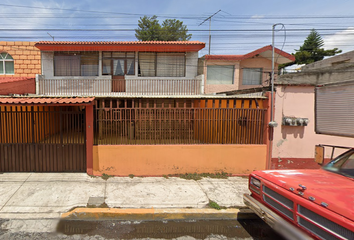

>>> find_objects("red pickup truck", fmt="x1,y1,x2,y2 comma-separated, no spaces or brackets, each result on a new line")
244,148,354,240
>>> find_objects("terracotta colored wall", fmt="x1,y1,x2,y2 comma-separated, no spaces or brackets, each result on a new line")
0,41,41,77
272,85,354,168
204,57,278,94
93,144,267,176
0,78,35,95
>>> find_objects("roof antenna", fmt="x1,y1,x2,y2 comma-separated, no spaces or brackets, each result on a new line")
47,32,54,41
199,9,221,55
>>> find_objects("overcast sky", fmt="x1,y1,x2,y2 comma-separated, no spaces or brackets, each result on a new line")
1,0,354,56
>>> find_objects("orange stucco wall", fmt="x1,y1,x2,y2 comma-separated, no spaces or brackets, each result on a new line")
93,144,267,176
0,41,41,77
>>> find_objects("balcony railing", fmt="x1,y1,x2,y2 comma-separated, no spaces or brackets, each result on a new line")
37,76,202,96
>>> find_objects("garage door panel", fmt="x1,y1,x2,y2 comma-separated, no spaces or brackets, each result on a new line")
0,106,86,172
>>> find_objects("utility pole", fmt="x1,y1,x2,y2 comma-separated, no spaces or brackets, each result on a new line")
268,23,284,170
199,9,221,55
270,23,284,126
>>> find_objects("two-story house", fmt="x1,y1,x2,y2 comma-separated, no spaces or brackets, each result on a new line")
199,45,295,94
1,40,270,176
36,41,205,96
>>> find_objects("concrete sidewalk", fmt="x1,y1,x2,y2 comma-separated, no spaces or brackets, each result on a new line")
0,173,251,220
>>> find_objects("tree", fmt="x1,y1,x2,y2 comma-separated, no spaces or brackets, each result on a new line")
135,15,192,41
135,15,161,41
160,19,192,41
280,29,342,68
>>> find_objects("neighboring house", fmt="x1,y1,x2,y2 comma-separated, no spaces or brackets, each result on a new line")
272,50,354,169
199,45,294,94
0,40,272,176
214,50,354,170
0,41,41,95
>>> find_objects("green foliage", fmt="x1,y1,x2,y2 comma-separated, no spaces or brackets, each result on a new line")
294,29,341,64
135,15,161,41
209,200,223,210
135,15,192,41
128,174,135,178
101,173,113,180
176,172,231,181
279,29,342,69
160,19,192,41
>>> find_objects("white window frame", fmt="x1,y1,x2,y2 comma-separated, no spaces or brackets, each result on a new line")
0,52,14,75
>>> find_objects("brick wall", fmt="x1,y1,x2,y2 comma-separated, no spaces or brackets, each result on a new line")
0,41,41,78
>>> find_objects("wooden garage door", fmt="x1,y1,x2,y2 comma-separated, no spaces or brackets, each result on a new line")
0,105,86,172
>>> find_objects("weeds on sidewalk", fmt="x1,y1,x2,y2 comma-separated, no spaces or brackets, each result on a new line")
101,173,113,180
175,172,231,180
208,200,226,210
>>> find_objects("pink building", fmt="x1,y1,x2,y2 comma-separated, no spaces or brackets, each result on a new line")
272,50,354,169
199,45,294,94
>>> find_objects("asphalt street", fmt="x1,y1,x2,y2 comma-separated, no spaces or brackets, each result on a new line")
0,218,285,240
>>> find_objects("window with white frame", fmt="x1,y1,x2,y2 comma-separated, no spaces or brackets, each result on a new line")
242,68,262,85
54,52,99,76
102,52,135,76
138,52,185,77
206,65,234,84
0,52,14,75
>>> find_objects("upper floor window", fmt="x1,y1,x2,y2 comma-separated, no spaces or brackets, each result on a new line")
242,68,262,85
138,52,185,77
102,52,135,76
54,52,99,76
207,65,234,84
0,52,14,75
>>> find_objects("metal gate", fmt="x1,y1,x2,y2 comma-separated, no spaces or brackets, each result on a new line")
0,105,86,172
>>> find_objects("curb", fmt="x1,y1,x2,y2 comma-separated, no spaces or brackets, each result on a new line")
61,208,257,221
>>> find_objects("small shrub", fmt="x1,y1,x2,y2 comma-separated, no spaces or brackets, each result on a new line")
101,173,113,180
176,172,231,181
209,200,221,210
128,174,135,178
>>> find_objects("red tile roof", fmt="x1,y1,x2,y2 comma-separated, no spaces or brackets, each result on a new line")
0,97,95,105
205,45,295,62
36,41,204,45
204,55,244,61
35,41,206,52
0,77,34,84
243,45,295,61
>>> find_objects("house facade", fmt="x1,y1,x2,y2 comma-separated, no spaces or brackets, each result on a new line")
199,45,295,94
1,40,272,176
36,41,204,96
271,51,354,169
